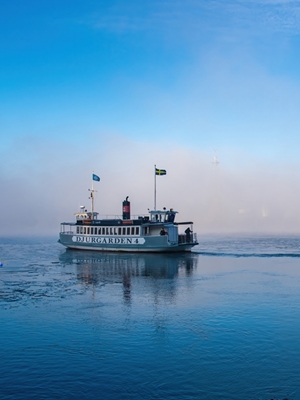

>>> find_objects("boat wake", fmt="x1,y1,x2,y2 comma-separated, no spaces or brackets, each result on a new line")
195,251,300,258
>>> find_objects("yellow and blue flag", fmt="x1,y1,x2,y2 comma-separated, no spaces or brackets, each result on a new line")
155,168,166,176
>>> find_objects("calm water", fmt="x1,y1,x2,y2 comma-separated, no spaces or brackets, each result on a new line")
1,236,300,399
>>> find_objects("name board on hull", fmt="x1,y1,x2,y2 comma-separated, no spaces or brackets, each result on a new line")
72,236,146,245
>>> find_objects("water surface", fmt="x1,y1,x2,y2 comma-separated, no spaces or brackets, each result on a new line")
1,236,300,399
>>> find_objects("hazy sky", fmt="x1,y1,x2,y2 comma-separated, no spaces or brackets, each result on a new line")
1,0,300,235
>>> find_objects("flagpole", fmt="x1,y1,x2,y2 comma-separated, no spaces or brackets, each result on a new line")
89,172,100,219
91,172,94,218
154,164,156,211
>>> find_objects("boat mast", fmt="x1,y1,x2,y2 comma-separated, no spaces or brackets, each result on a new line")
91,177,94,217
154,164,157,211
89,172,98,219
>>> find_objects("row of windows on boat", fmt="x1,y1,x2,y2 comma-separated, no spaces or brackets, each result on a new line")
76,226,141,236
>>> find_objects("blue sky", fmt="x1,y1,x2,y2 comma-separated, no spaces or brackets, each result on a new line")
1,0,300,235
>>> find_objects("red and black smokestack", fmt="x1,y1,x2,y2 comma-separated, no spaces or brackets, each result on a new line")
122,196,130,220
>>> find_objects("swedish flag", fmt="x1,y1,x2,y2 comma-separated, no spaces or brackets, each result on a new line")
155,168,167,176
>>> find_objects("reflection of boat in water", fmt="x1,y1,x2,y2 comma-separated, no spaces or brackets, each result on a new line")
59,250,198,301
59,250,199,328
59,172,198,253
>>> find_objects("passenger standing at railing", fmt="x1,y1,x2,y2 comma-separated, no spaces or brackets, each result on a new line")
185,227,192,243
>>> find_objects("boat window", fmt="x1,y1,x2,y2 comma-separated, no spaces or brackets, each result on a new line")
106,228,109,235
91,228,93,235
84,227,86,234
80,227,83,234
131,227,134,235
136,227,139,235
122,227,126,235
87,228,90,234
114,227,117,235
77,227,79,234
127,227,130,235
110,227,113,235
118,227,121,235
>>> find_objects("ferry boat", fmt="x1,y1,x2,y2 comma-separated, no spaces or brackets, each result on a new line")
58,172,198,253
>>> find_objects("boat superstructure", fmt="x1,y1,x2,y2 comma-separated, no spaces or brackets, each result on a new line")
59,198,198,253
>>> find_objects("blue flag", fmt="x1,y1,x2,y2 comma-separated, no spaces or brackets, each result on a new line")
92,174,100,182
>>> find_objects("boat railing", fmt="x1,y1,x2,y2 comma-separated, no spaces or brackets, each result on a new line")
95,214,148,220
178,233,198,244
193,233,198,244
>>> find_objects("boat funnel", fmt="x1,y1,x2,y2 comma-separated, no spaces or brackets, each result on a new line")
122,196,130,220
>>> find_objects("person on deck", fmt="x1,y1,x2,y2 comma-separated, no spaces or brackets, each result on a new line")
185,227,192,243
